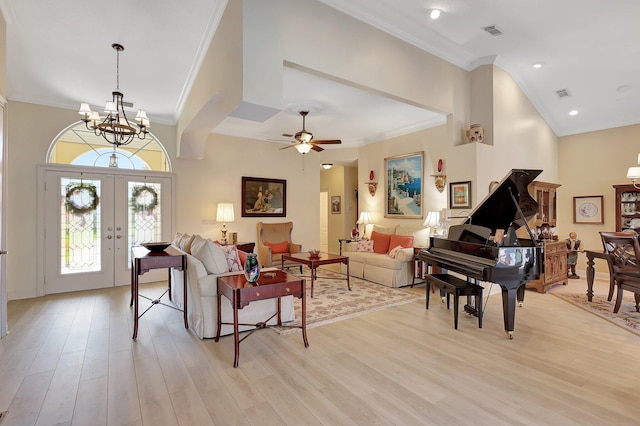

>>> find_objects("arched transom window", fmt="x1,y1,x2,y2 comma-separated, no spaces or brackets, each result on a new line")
47,121,171,171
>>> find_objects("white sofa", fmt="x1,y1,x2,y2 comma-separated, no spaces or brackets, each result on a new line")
168,233,295,339
342,225,430,288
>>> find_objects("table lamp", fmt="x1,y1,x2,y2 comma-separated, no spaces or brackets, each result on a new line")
357,211,372,238
216,202,235,244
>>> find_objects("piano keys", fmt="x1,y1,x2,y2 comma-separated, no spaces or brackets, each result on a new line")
419,169,543,338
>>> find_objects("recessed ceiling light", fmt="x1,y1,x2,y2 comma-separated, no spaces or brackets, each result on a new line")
569,110,579,116
532,63,543,69
427,8,441,20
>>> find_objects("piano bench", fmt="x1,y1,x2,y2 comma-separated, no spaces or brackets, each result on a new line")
426,274,483,330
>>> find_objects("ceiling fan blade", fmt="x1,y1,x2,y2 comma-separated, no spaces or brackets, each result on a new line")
312,139,342,145
311,144,324,152
279,144,298,150
282,133,293,137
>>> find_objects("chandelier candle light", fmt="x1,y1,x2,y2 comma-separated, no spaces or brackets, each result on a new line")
216,202,235,244
78,43,150,148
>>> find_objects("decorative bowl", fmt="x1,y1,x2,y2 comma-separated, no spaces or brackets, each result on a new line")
141,242,171,252
308,249,320,258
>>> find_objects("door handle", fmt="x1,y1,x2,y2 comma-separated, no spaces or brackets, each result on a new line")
106,235,113,239
116,235,122,239
0,250,6,255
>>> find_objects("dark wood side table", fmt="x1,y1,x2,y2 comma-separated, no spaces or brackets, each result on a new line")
585,250,614,302
215,270,308,367
338,238,354,255
130,245,188,339
224,242,255,253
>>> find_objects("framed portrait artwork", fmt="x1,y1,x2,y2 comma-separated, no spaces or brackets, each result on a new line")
449,181,472,209
384,152,424,219
241,176,286,217
573,195,603,224
331,196,341,214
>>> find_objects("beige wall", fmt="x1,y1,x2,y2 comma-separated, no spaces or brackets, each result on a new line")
0,12,5,98
320,166,357,254
558,124,640,258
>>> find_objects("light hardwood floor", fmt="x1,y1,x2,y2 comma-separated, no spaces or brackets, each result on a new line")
1,276,640,425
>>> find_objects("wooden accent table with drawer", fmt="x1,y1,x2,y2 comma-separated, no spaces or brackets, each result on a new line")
215,270,308,368
525,239,568,293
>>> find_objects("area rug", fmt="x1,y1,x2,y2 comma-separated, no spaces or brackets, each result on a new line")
272,270,422,334
551,292,640,336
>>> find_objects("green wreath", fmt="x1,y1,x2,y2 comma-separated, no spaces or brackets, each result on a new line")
65,183,99,215
130,185,158,213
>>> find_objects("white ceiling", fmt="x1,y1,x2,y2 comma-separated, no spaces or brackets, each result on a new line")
2,0,639,150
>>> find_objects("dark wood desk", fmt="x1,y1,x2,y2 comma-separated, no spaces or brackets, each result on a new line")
585,250,614,302
281,252,350,298
215,270,307,368
130,246,187,339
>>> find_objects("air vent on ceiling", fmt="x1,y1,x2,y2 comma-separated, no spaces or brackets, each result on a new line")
556,89,570,98
483,25,503,36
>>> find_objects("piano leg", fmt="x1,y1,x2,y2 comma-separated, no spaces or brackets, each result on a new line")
517,284,525,307
501,286,518,339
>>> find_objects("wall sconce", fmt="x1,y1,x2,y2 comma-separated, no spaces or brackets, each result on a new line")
627,154,640,189
431,159,446,193
216,202,235,244
366,170,378,196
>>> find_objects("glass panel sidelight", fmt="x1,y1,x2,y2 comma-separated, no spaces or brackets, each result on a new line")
128,181,162,262
60,178,102,274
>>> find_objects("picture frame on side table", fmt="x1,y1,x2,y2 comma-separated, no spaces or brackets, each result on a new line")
331,195,341,214
241,176,286,217
449,181,472,209
573,195,604,224
384,151,424,219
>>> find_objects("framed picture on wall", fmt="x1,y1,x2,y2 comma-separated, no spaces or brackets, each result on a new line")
449,181,472,209
331,196,341,214
241,176,286,217
384,151,424,219
573,195,604,224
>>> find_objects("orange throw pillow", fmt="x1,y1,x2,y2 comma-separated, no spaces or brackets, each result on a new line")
388,234,414,253
370,231,391,254
265,241,289,254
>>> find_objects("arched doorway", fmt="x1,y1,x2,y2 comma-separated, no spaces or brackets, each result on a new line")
38,122,174,294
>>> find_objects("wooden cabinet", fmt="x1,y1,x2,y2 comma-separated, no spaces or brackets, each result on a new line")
526,181,567,293
526,240,568,293
613,184,640,232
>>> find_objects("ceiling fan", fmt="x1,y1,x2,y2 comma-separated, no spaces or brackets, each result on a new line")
279,110,342,154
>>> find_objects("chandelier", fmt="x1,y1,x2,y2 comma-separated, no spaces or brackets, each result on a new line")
78,43,149,147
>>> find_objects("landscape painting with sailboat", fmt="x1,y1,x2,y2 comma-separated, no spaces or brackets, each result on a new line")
385,152,424,219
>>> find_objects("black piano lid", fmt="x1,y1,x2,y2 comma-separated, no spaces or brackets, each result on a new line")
463,169,542,233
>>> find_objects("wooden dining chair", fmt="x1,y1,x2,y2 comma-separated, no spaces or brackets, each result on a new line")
599,231,640,313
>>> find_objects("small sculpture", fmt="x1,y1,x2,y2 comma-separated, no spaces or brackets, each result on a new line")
566,232,583,278
465,124,484,143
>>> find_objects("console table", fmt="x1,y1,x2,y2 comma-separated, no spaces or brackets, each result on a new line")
130,246,187,339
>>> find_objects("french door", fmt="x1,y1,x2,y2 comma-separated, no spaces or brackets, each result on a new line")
40,166,174,294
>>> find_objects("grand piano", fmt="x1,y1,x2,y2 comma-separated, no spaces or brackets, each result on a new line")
419,169,543,338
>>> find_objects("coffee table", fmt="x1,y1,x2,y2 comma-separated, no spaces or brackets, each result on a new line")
281,252,350,298
215,270,308,368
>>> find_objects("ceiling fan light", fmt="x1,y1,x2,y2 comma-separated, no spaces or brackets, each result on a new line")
295,143,312,154
322,163,333,169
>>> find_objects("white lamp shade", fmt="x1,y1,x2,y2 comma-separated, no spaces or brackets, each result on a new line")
104,101,117,114
295,143,312,154
627,167,640,179
216,202,235,223
423,211,440,228
78,103,92,115
357,211,371,224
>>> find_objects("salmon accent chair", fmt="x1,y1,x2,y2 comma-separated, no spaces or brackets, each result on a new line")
256,222,302,271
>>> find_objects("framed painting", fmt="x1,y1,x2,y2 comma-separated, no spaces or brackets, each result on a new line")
573,195,603,224
241,176,286,217
384,152,424,219
449,181,472,209
331,195,341,214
